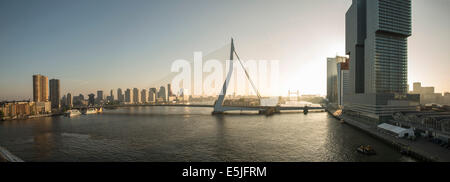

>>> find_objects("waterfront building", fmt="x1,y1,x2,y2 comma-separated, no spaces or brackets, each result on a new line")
125,89,133,104
109,89,114,102
149,88,157,103
337,58,350,107
158,86,166,103
411,82,450,105
49,79,60,110
61,95,66,107
445,93,450,105
327,58,338,104
133,88,140,104
0,101,35,119
73,94,85,106
141,89,148,103
117,88,124,103
179,88,189,102
168,96,176,103
344,0,419,121
96,90,104,104
167,84,173,97
35,101,51,114
326,56,347,106
412,82,435,94
67,93,72,107
88,94,95,106
32,74,48,102
0,101,52,119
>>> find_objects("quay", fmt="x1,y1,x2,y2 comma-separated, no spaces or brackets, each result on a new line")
329,109,450,162
1,113,61,121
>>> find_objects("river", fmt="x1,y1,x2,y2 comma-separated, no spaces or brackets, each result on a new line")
0,106,416,162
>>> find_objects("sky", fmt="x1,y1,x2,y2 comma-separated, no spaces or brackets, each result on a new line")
0,0,449,100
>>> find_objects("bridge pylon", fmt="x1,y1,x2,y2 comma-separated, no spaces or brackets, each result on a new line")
212,38,263,114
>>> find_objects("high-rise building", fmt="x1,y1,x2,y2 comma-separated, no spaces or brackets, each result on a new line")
327,56,348,107
109,89,114,102
96,90,104,104
117,88,124,102
149,88,157,103
141,89,148,103
61,95,66,107
133,88,140,104
339,62,350,107
125,89,133,103
67,93,72,107
167,84,173,97
158,86,166,102
347,0,411,94
73,94,85,106
32,74,49,102
344,0,418,121
88,93,95,106
49,79,60,110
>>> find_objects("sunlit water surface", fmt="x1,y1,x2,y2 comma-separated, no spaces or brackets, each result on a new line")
0,107,415,162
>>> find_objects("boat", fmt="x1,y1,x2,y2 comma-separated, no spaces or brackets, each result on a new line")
83,108,98,115
357,145,376,155
65,109,81,117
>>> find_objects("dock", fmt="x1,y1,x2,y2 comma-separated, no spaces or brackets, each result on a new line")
330,110,450,162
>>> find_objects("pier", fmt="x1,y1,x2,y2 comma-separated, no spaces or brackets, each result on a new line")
329,109,450,162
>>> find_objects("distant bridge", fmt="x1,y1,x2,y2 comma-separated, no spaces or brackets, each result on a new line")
73,38,326,115
74,104,324,110
211,38,325,114
72,104,325,115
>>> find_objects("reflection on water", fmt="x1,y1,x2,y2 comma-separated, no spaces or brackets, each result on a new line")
0,106,415,162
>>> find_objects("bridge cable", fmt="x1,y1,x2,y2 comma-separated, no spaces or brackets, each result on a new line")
233,49,262,100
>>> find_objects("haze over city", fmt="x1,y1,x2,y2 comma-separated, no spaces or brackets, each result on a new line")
0,0,449,101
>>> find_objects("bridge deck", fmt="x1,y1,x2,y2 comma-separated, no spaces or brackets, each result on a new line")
83,104,326,111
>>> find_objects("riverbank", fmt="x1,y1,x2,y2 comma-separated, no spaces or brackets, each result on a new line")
329,109,450,162
1,113,61,121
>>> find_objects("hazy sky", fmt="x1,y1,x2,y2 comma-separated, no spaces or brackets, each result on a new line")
0,0,449,100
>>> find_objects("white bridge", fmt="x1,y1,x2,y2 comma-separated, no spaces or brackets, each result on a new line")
212,38,324,115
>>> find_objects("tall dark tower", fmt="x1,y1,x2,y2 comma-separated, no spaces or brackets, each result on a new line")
345,0,417,121
49,79,60,110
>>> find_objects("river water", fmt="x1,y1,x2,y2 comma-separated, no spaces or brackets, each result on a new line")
0,106,415,162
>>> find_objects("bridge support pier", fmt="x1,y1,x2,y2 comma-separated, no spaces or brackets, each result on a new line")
212,111,224,115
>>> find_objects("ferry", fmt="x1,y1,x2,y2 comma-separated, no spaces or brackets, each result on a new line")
84,108,98,115
65,109,81,117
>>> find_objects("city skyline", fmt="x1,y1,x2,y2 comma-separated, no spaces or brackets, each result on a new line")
2,0,450,166
1,0,449,101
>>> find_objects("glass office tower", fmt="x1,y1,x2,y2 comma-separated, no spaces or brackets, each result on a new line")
344,0,418,121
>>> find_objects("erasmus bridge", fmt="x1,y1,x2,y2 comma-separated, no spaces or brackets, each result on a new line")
210,38,324,115
80,38,325,115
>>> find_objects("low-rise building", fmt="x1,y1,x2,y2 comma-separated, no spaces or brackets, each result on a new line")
1,101,51,120
410,82,450,105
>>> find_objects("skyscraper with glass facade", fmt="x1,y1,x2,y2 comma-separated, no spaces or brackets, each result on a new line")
344,0,419,121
